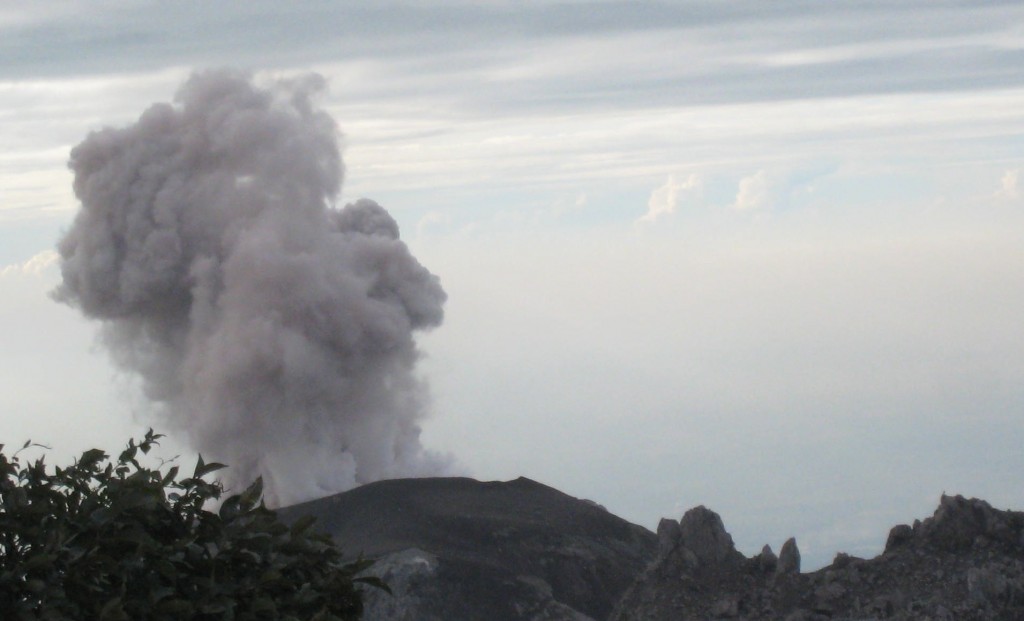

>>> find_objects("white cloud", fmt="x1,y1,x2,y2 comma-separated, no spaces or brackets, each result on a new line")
0,249,57,277
733,170,770,210
637,174,700,224
573,192,587,210
996,169,1020,200
545,192,588,219
415,210,452,239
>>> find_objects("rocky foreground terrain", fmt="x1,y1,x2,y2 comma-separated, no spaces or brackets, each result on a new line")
280,480,1024,621
613,494,1024,620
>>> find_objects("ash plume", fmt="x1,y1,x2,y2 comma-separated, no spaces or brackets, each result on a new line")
54,70,450,506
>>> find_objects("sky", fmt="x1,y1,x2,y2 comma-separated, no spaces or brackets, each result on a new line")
2,1,1023,569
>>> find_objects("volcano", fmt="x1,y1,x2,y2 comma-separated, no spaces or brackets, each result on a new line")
278,476,657,621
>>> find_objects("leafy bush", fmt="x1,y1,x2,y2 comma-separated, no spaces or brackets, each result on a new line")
0,430,385,620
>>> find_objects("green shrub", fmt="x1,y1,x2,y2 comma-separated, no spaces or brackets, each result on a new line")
0,430,385,620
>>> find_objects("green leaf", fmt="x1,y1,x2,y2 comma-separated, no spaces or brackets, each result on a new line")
161,465,180,486
193,455,227,479
118,445,138,465
354,575,392,595
259,568,283,585
90,507,114,525
250,596,277,614
78,448,107,469
219,496,242,521
23,553,55,572
25,579,46,593
155,559,178,580
239,477,263,509
156,599,195,616
289,514,317,537
99,597,129,621
343,558,376,574
148,585,175,603
198,599,231,614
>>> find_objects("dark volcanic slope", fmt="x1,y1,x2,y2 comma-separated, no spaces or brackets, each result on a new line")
278,476,657,621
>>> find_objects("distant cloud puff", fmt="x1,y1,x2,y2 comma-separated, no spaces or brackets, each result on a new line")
637,174,700,224
997,169,1020,201
416,210,452,238
733,170,770,211
0,250,57,277
573,192,587,210
548,192,588,219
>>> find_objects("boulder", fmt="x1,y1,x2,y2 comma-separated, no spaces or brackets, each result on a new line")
756,544,778,573
777,537,801,575
678,505,742,568
885,524,914,552
656,517,681,554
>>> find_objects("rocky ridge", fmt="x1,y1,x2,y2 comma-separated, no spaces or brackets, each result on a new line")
611,494,1024,621
280,480,1024,620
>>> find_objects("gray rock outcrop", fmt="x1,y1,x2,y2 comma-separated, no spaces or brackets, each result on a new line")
756,544,778,573
677,505,745,568
611,494,1024,621
777,537,800,575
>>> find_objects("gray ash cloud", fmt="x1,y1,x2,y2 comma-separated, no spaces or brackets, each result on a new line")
54,69,450,505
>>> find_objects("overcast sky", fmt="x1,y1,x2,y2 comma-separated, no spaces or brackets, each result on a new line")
2,1,1023,569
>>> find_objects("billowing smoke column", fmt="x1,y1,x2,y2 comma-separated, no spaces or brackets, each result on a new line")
54,70,450,506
